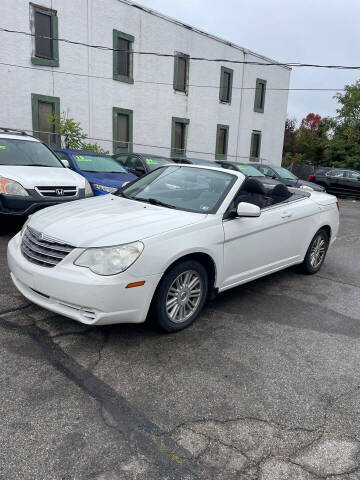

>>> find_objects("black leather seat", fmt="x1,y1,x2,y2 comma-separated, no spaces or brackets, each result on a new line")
236,178,271,209
271,183,292,205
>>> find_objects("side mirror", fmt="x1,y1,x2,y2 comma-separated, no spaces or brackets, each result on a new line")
61,159,70,168
236,202,261,218
135,166,145,175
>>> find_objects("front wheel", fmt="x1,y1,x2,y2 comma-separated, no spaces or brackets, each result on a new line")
152,260,208,332
301,229,329,274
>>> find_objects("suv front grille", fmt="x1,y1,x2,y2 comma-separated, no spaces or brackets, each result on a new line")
35,186,78,197
21,226,74,268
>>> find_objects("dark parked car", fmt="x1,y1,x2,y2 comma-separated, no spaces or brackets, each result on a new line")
113,153,175,177
214,161,282,187
309,168,360,197
252,164,325,192
171,157,218,167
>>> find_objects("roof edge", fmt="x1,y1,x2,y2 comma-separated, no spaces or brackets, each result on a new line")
116,0,291,71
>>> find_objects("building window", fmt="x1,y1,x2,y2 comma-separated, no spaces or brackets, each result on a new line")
254,79,267,113
31,4,59,67
173,53,189,93
113,30,134,83
31,93,60,146
113,107,133,154
215,125,229,160
171,117,190,156
250,131,262,161
219,67,233,103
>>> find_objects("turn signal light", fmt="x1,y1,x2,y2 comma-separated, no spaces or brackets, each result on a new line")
126,281,146,288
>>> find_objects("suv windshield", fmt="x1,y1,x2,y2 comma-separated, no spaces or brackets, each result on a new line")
0,138,62,167
273,167,297,180
73,154,128,173
118,166,235,214
236,165,265,177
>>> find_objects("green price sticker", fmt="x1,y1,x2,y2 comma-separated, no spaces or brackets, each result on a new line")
237,165,245,170
146,158,158,165
75,155,93,162
0,146,7,150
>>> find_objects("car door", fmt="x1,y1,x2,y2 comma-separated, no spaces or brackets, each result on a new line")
342,170,360,195
221,196,320,289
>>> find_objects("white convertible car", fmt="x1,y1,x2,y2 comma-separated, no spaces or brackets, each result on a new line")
8,165,339,332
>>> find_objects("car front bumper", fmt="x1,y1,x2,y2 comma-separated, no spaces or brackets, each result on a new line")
0,190,87,216
7,233,161,326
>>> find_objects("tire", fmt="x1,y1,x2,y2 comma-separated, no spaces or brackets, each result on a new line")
301,229,329,275
152,260,208,333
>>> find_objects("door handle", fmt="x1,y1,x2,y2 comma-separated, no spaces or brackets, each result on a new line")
281,211,293,219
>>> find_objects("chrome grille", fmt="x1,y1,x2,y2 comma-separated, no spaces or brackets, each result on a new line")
35,186,78,197
21,226,74,268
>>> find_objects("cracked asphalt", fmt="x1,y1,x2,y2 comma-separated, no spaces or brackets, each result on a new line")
0,199,359,479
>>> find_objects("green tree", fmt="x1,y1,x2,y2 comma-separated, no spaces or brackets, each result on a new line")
48,112,109,153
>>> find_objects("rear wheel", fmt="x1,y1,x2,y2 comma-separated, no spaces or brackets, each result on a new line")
152,260,208,332
301,229,329,274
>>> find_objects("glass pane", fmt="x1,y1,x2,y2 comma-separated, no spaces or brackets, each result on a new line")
117,37,130,77
38,102,54,144
223,72,231,102
177,57,187,92
117,114,129,151
259,83,265,108
218,128,227,155
73,154,128,173
251,133,261,158
35,11,53,59
0,139,62,167
175,122,185,152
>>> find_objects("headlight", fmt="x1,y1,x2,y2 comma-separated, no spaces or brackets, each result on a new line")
0,177,28,196
84,179,93,196
92,183,118,194
74,241,144,276
300,185,314,191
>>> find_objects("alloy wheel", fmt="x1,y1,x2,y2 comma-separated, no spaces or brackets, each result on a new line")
165,270,203,323
310,235,326,269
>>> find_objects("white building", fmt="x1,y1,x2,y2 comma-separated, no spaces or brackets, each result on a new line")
0,0,291,164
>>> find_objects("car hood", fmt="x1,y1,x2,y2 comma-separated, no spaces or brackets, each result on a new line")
80,171,137,187
295,179,324,191
255,177,281,187
29,194,207,247
0,166,85,188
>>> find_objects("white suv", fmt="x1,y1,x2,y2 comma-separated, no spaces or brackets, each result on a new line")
0,130,92,218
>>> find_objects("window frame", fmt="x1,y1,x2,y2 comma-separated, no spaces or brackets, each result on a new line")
112,107,133,154
250,130,262,162
31,93,60,147
254,78,267,113
31,3,59,67
173,52,189,94
113,29,134,84
215,124,230,160
171,117,190,157
219,67,234,104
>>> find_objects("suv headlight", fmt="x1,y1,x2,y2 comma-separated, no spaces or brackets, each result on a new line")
300,185,314,191
0,177,28,196
84,179,93,197
74,241,144,276
92,183,118,193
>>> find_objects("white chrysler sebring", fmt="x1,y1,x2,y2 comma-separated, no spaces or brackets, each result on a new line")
8,165,339,332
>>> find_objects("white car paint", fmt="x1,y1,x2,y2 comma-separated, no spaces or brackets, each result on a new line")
7,165,339,326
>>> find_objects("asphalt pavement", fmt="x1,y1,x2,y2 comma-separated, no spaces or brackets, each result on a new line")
0,199,360,480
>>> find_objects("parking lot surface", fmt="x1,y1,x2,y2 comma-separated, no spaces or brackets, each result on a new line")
1,199,360,480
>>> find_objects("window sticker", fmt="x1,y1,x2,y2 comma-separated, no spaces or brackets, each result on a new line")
237,165,245,170
0,146,7,150
145,158,158,165
75,155,93,162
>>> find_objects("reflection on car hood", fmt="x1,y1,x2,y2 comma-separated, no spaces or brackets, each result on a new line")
80,171,137,187
296,179,324,191
29,194,207,247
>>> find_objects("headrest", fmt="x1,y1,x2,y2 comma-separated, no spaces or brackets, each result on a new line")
240,178,266,195
272,183,291,198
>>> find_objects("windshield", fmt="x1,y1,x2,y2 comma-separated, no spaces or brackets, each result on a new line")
0,139,63,167
273,167,297,180
73,154,128,173
118,166,236,214
236,165,265,177
144,157,175,171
